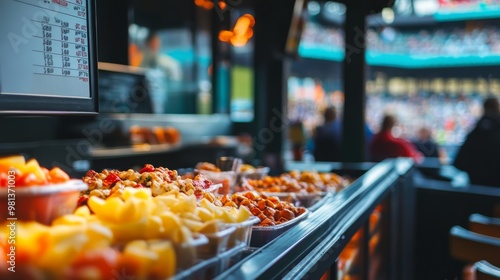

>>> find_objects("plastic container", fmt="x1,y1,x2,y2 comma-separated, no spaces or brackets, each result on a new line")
198,183,223,199
217,242,247,273
177,168,195,179
197,225,236,258
238,166,270,184
174,234,209,270
196,169,236,195
224,216,260,249
0,179,88,225
173,255,219,280
307,192,333,212
261,191,328,208
250,208,309,247
174,243,247,280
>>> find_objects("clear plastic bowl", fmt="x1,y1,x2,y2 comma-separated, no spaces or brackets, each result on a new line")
250,208,309,247
196,183,223,200
173,234,209,270
197,225,236,258
239,167,270,181
261,191,328,209
224,216,260,249
0,179,88,225
196,169,237,195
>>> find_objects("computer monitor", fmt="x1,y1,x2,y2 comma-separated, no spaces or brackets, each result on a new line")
0,0,98,114
98,62,152,114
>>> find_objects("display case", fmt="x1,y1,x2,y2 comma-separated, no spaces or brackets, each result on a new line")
215,158,415,280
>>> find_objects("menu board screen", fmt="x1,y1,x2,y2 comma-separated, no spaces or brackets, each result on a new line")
0,0,97,113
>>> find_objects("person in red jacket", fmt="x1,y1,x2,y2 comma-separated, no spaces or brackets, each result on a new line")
370,114,423,162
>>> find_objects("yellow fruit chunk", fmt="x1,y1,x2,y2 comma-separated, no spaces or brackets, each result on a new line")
49,225,87,244
84,223,113,250
123,187,152,201
105,220,147,243
87,196,106,215
180,212,202,222
236,205,252,222
105,197,125,213
74,206,91,217
151,200,170,216
172,225,193,244
196,207,214,222
198,220,220,234
169,195,196,214
218,207,236,223
181,218,205,232
119,198,147,223
149,241,176,278
9,222,50,263
89,196,124,223
38,225,88,271
0,155,25,170
52,215,87,226
121,240,158,279
158,212,182,240
145,216,164,239
154,195,178,209
23,159,46,182
126,240,148,250
200,198,223,216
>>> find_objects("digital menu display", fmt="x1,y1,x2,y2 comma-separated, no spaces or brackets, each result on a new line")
0,0,97,113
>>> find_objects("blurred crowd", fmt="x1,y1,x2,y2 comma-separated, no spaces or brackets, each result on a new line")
365,94,483,145
288,76,485,146
369,27,500,56
301,22,500,57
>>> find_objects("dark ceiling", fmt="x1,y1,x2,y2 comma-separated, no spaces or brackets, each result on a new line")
130,0,194,30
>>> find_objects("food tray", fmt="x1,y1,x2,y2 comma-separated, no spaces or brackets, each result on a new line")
174,234,209,270
197,225,236,258
237,167,270,184
261,191,328,208
224,216,260,249
0,179,88,225
250,208,309,247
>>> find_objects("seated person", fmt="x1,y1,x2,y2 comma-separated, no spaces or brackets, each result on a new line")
370,114,422,162
412,127,448,164
453,97,500,187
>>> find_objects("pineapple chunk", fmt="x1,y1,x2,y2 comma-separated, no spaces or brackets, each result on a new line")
23,159,47,182
0,155,25,170
148,241,176,278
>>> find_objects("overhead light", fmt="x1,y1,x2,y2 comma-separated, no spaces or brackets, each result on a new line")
414,0,439,16
137,27,149,41
219,14,255,47
307,1,321,16
381,7,395,24
324,2,346,15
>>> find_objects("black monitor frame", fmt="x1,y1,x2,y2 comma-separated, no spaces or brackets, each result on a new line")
0,0,98,115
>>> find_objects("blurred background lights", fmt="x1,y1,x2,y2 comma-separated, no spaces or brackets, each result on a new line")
381,7,395,24
324,1,346,15
307,1,321,16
